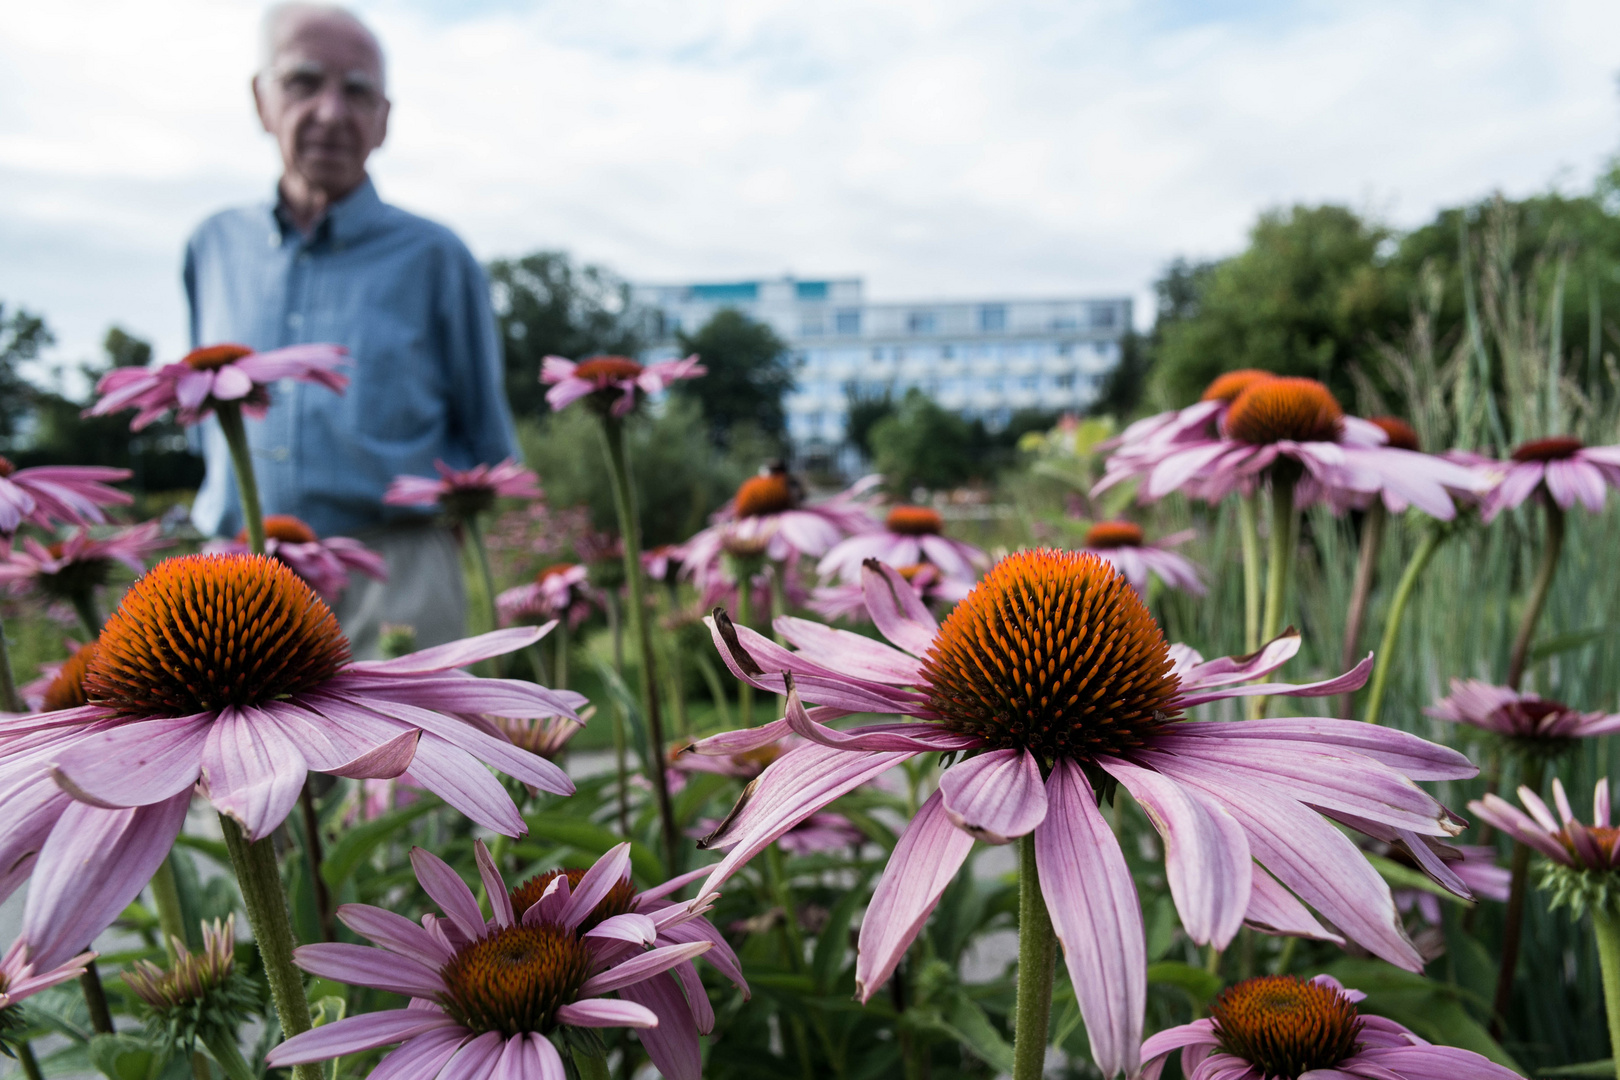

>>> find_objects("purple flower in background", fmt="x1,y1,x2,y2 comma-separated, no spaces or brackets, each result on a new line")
86,343,348,430
0,553,582,970
809,561,970,623
816,504,987,584
688,551,1471,1077
1390,844,1508,926
0,523,168,604
0,937,97,1028
497,563,593,629
1479,435,1620,522
1471,777,1620,872
270,841,739,1080
1077,520,1205,597
684,468,876,583
1426,679,1620,746
541,354,706,417
0,456,131,537
1095,369,1277,496
384,458,542,518
208,514,386,598
1140,974,1518,1080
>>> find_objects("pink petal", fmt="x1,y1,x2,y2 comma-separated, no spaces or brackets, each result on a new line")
475,840,514,927
554,999,658,1028
782,680,978,754
564,843,634,930
266,1009,460,1066
860,561,940,656
210,363,255,401
346,627,547,675
404,732,527,836
438,1031,506,1080
1243,865,1343,943
410,846,487,940
1178,718,1475,781
203,706,307,841
774,615,924,684
1035,759,1144,1079
1173,631,1300,689
336,903,455,968
1100,759,1250,948
620,972,703,1080
51,714,211,808
584,912,659,946
325,729,421,780
362,1027,469,1080
519,1035,567,1080
578,941,712,997
1140,1019,1218,1080
855,789,975,1001
174,370,214,411
293,942,445,998
937,749,1048,843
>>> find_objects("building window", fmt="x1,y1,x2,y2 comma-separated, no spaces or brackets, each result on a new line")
871,346,886,361
800,317,825,337
835,309,862,336
1050,316,1078,331
979,305,1006,332
1056,373,1075,389
796,281,830,301
908,311,937,334
1090,304,1118,329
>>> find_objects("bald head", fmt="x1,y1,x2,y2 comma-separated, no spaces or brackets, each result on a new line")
254,3,390,226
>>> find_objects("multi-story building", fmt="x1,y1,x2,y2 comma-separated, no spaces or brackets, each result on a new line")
634,276,1130,466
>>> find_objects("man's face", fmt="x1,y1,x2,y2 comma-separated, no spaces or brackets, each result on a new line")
254,13,389,198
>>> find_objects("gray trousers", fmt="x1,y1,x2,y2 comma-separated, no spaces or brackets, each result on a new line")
331,521,467,660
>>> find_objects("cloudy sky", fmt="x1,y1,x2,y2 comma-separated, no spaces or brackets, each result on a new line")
3,0,1618,376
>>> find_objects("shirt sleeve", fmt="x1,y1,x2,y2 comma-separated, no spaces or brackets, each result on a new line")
438,239,521,468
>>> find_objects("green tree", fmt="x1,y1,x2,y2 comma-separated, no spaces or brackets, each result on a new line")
487,252,648,418
0,303,53,448
673,309,794,447
869,389,985,493
844,385,895,458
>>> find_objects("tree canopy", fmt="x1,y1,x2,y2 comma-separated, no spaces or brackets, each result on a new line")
672,308,795,448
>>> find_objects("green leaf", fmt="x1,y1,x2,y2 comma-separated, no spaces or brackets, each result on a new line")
1146,961,1222,1004
320,799,439,891
907,992,1015,1074
812,872,871,992
171,834,232,870
88,1034,167,1080
1530,625,1619,664
1542,1060,1617,1077
521,811,665,884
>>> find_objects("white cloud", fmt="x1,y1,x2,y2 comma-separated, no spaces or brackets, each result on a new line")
1,0,1616,373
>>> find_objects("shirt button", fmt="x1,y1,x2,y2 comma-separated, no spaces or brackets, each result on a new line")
287,312,304,329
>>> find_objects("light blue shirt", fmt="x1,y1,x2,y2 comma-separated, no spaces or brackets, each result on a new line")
186,178,519,539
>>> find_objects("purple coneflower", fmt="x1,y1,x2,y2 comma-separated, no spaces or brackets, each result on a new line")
1426,678,1620,750
817,504,987,584
541,353,706,417
209,514,386,598
0,937,97,1029
689,552,1472,1076
685,467,874,575
497,564,593,629
1471,777,1620,874
269,841,739,1080
1389,844,1508,926
1140,974,1517,1080
0,553,583,967
85,343,348,430
1078,520,1205,597
1094,369,1276,496
809,561,969,622
384,457,542,518
1479,435,1620,522
0,523,168,632
0,456,131,537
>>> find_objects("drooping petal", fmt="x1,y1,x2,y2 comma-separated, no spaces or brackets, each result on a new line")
265,1009,461,1066
1176,718,1476,781
1243,865,1343,943
860,560,940,656
584,913,659,946
620,972,703,1080
475,840,514,927
410,846,488,940
937,748,1048,843
336,903,456,968
578,941,713,998
203,706,308,841
405,732,527,836
346,627,548,675
1034,758,1144,1079
554,999,658,1028
855,790,975,1001
775,615,925,684
365,1026,468,1080
51,714,211,808
293,942,446,999
563,843,634,931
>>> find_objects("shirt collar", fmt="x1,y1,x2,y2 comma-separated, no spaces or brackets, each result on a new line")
271,176,384,246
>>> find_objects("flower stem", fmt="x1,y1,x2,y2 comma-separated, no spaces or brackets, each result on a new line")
1251,476,1298,719
734,581,754,729
462,514,499,637
1238,490,1263,653
1591,904,1620,1080
218,814,321,1080
603,589,630,836
554,618,569,690
0,615,24,713
1011,833,1056,1080
70,590,103,639
149,855,188,955
1361,525,1445,727
215,403,265,556
298,783,333,942
16,1041,43,1080
1507,501,1565,690
200,1029,257,1080
1491,755,1545,1038
1337,502,1385,718
598,417,679,871
79,962,114,1034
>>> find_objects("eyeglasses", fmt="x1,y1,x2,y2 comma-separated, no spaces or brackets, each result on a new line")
266,60,385,111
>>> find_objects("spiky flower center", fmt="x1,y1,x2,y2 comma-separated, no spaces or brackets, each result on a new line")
1210,976,1361,1077
123,917,237,1011
264,515,318,544
181,345,253,371
0,456,13,478
573,356,645,382
735,474,797,518
43,642,97,712
509,868,638,934
1513,436,1584,462
1225,378,1344,445
886,506,943,535
918,549,1180,760
85,554,349,718
1084,521,1144,549
439,923,593,1036
1201,369,1274,404
1368,416,1420,452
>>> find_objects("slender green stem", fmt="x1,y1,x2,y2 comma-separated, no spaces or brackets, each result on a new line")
150,855,188,956
0,615,24,713
1337,503,1385,718
1237,491,1263,654
298,783,333,942
1362,526,1445,727
1592,905,1620,1080
1251,476,1298,719
200,1030,257,1080
190,1051,212,1080
70,590,102,639
79,962,114,1034
572,1048,611,1080
215,403,265,555
1011,833,1057,1080
734,581,754,729
218,814,321,1080
462,514,500,638
1491,755,1546,1038
526,641,550,685
603,590,630,836
1507,501,1565,690
554,619,569,690
597,418,679,872
16,1042,43,1080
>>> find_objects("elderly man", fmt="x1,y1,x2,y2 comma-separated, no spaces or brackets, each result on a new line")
186,2,518,657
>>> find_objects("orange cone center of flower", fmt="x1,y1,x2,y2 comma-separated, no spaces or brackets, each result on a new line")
85,553,349,718
573,356,645,382
735,473,798,518
439,922,593,1036
1560,825,1620,865
263,515,318,544
181,344,254,371
509,868,638,934
0,455,14,478
1368,416,1420,452
1201,369,1275,404
1512,436,1584,462
1210,976,1361,1077
1084,521,1144,549
919,549,1180,760
895,563,929,581
1225,378,1344,445
885,506,943,535
43,642,98,712
537,564,579,585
